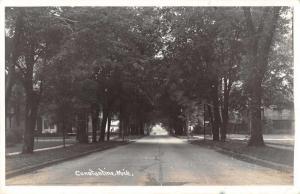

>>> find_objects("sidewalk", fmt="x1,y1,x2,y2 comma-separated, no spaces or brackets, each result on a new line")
227,134,295,146
6,135,119,156
6,136,77,155
6,136,142,179
184,135,294,173
192,134,294,150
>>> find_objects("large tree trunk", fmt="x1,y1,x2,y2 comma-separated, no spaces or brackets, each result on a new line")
174,118,184,136
119,113,124,139
5,65,15,110
99,106,109,142
22,90,39,153
247,79,264,146
243,7,281,146
22,44,39,153
91,103,99,143
185,112,189,136
124,115,129,138
133,117,139,135
139,119,145,135
59,109,66,147
119,104,125,140
211,80,220,141
5,10,24,108
77,110,88,143
221,78,230,142
207,105,216,139
106,112,111,141
119,108,129,140
221,109,228,142
129,124,133,135
62,118,66,148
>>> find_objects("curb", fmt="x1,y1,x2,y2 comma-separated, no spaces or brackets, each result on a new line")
266,142,294,148
184,136,293,173
212,145,293,173
6,141,130,179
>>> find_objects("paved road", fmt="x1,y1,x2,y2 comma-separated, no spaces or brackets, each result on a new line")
6,135,293,185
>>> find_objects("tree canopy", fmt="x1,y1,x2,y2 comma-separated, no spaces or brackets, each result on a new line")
5,7,293,152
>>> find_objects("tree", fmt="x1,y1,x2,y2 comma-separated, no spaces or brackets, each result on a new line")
42,48,77,146
160,7,227,139
5,7,72,153
6,7,292,151
213,8,244,141
242,7,282,146
5,9,24,108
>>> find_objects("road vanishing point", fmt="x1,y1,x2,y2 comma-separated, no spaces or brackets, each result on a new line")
6,134,293,185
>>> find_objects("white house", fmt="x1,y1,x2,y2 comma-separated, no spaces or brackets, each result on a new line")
35,116,58,134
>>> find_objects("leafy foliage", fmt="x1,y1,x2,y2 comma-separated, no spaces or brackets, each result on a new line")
5,7,293,149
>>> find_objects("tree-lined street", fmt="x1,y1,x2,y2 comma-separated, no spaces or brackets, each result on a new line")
5,7,294,186
6,132,293,185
